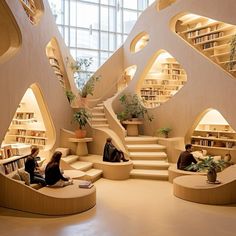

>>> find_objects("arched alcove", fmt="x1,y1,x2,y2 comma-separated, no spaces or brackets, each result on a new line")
189,109,236,158
118,65,137,91
46,38,68,89
173,13,236,79
1,84,56,154
139,50,187,108
130,32,149,53
19,0,44,25
0,0,21,63
157,0,176,11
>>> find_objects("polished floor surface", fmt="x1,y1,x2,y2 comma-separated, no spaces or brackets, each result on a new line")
0,178,236,236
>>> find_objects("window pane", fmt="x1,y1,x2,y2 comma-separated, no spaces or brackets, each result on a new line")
70,1,76,27
138,0,148,10
109,7,115,32
77,29,99,50
58,26,64,38
84,0,99,3
101,6,108,31
101,0,116,5
77,3,99,29
116,34,122,48
123,0,137,10
116,10,122,33
123,10,137,34
70,48,76,60
65,0,69,25
64,26,69,46
148,0,156,5
100,52,109,65
109,33,115,51
100,32,109,51
70,28,76,47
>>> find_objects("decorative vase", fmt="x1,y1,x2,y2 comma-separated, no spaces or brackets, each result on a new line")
75,129,86,139
207,168,217,183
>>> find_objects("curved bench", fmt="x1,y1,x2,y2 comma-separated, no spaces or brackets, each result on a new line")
173,165,236,205
80,155,133,180
0,173,96,215
168,164,206,183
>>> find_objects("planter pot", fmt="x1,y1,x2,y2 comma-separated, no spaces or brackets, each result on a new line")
75,129,87,139
207,168,217,183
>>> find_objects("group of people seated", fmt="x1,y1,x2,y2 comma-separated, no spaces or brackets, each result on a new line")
24,147,73,187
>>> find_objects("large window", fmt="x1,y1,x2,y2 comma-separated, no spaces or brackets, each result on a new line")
49,0,154,71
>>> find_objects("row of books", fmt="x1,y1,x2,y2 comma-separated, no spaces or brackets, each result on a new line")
15,112,34,120
193,32,224,44
187,25,219,38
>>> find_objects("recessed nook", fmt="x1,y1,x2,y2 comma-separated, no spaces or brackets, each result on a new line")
117,65,137,91
1,85,55,154
190,109,236,158
174,13,236,78
139,50,187,108
157,0,176,11
46,38,66,89
130,32,149,53
19,0,44,25
0,0,21,63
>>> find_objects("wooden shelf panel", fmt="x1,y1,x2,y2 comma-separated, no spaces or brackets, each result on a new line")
192,144,236,151
194,129,236,134
7,134,47,140
191,136,236,142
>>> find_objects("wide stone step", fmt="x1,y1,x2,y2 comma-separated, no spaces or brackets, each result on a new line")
129,151,167,160
132,160,170,170
127,144,166,152
130,169,168,180
91,118,108,125
92,107,104,112
84,168,103,182
92,124,109,128
92,112,105,118
71,161,93,171
125,136,159,144
62,155,79,164
97,103,104,107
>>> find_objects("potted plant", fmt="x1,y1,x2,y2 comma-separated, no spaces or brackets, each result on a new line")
71,58,100,99
117,93,153,122
72,108,91,138
156,127,172,138
185,156,228,183
65,89,75,104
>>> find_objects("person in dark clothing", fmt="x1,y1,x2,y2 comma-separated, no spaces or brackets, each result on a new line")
45,151,73,187
103,137,129,162
177,144,197,171
25,147,46,186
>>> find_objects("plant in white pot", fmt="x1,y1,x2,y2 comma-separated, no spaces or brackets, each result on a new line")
72,108,91,138
185,156,228,183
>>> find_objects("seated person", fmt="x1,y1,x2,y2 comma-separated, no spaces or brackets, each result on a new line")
103,137,129,162
45,151,73,187
25,147,46,186
177,144,197,171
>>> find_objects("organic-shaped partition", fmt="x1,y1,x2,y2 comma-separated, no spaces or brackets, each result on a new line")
130,32,149,53
190,109,236,156
139,50,187,108
0,0,21,63
2,84,55,152
19,0,44,25
118,65,137,91
46,38,66,88
157,0,176,11
174,13,236,78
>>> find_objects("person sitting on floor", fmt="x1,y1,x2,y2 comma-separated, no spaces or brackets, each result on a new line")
25,147,46,186
45,151,73,187
103,137,129,162
177,144,197,171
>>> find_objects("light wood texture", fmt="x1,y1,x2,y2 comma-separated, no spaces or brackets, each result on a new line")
122,121,143,136
68,138,93,156
173,165,236,204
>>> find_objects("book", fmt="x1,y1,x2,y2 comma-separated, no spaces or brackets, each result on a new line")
79,180,93,189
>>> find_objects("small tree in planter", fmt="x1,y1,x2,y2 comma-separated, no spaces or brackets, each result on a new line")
117,93,153,122
72,108,91,138
156,127,172,138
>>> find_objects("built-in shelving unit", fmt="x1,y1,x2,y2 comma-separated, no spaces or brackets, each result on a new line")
190,109,236,157
2,88,49,150
176,13,236,77
0,155,27,174
140,52,187,108
46,39,65,88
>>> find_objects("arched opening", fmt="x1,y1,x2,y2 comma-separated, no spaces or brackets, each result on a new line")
130,32,150,53
156,0,176,11
118,65,137,91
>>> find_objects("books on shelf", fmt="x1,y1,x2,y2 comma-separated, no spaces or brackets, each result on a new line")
79,180,94,189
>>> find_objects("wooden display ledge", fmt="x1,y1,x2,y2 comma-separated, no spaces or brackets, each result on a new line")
122,120,143,136
168,164,206,183
0,172,96,215
68,138,93,156
173,165,236,205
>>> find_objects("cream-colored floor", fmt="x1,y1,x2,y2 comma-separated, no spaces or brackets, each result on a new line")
0,179,236,236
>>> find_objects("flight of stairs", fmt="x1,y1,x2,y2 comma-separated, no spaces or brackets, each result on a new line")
62,155,103,182
91,103,109,128
126,136,170,180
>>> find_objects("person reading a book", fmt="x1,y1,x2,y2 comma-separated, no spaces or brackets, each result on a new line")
45,151,73,187
177,144,197,171
25,147,46,186
103,137,129,162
